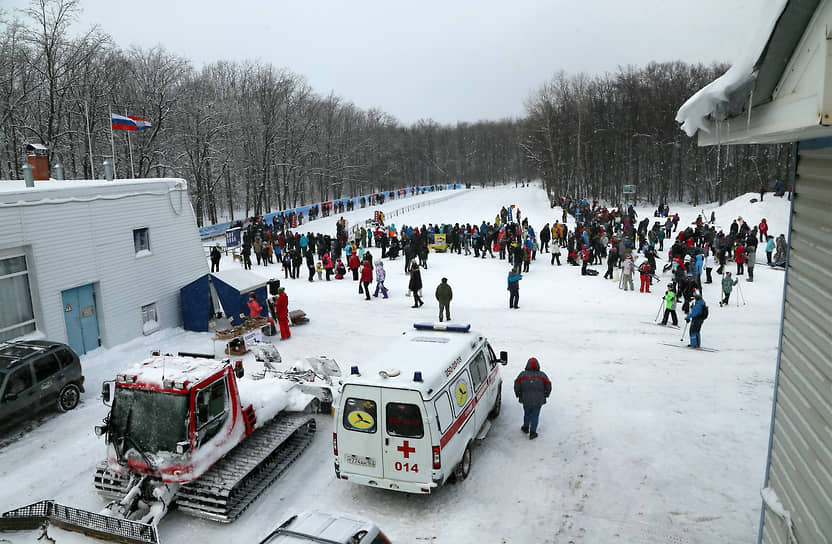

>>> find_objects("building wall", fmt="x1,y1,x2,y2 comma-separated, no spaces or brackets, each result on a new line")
0,179,207,348
761,141,832,543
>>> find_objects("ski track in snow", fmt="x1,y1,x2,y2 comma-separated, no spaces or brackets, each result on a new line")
0,185,788,543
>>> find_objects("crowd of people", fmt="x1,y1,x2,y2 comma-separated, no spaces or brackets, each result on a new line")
210,193,788,349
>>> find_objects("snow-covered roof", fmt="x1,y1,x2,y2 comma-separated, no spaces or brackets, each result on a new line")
676,0,789,137
342,325,486,398
211,269,267,292
119,354,228,388
0,178,187,206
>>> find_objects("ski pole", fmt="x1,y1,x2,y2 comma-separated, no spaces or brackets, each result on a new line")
655,298,664,322
680,320,689,342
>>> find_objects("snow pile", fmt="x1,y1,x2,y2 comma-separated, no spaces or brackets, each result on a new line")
237,375,313,425
761,487,798,543
676,0,788,137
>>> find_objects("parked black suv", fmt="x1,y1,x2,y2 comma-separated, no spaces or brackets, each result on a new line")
0,340,85,424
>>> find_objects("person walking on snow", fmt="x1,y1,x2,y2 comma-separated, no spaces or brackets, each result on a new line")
514,357,552,440
507,268,522,309
685,292,707,348
638,260,652,293
409,261,424,308
435,277,453,321
372,261,389,298
359,260,373,300
720,271,738,306
210,243,222,273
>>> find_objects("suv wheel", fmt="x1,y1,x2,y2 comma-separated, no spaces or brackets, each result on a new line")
58,384,81,412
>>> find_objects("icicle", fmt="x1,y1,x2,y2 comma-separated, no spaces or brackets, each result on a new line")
760,487,799,543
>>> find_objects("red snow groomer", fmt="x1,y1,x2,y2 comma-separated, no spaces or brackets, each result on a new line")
1,353,317,544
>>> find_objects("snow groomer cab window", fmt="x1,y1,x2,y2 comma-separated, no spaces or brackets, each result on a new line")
385,403,424,439
343,398,377,433
196,377,228,444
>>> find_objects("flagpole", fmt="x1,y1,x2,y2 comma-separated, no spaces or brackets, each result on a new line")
84,101,95,179
125,109,135,178
108,104,117,179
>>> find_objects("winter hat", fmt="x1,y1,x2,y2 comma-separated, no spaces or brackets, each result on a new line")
277,287,285,294
527,357,539,370
249,293,257,299
441,277,448,283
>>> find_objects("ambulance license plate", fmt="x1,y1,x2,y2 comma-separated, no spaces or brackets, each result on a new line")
346,455,376,467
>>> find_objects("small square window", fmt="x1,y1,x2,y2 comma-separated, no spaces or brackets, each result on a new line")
133,228,150,254
141,303,159,335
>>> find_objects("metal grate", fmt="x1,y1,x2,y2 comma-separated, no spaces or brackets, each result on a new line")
1,500,159,544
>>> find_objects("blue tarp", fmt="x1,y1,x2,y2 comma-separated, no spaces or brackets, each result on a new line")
180,275,215,332
180,271,267,331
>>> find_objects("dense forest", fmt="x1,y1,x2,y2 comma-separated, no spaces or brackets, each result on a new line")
1,0,792,226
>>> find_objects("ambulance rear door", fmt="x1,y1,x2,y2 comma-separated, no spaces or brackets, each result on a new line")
381,389,432,485
338,385,383,479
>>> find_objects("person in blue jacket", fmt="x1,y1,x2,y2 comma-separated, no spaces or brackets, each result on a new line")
685,292,707,348
507,268,522,309
694,253,704,289
765,235,775,265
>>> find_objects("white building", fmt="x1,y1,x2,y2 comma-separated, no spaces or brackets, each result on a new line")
678,1,832,542
0,178,207,354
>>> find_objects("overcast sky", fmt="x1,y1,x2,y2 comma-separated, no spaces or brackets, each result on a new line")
6,0,772,125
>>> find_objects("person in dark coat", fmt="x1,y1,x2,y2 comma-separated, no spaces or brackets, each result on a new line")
435,277,452,322
513,357,552,440
409,261,423,308
210,243,222,272
507,268,522,309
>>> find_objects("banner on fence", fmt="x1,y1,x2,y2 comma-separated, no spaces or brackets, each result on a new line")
225,227,242,248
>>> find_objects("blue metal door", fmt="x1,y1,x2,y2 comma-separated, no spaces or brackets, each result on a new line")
61,284,99,355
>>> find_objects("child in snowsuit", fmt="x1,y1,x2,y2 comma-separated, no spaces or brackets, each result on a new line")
720,272,738,306
621,255,635,291
373,261,389,298
661,287,678,326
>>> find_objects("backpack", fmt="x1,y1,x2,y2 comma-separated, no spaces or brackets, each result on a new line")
701,304,709,320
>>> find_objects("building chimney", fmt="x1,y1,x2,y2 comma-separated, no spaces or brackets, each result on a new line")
25,143,49,181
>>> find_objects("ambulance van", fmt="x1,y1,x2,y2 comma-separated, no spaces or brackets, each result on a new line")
333,323,507,494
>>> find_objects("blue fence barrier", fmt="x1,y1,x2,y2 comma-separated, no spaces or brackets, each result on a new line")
198,184,462,239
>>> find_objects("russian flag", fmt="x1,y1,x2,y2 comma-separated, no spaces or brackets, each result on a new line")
129,116,152,131
111,113,137,131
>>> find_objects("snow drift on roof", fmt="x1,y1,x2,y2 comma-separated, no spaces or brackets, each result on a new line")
676,0,788,138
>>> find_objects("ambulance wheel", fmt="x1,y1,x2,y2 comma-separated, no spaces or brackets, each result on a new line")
454,444,472,482
488,390,501,420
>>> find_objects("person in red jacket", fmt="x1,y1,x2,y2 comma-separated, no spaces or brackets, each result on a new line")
758,218,768,243
638,261,652,293
247,293,263,317
322,252,334,281
734,243,746,276
348,253,360,282
359,260,373,300
275,287,290,339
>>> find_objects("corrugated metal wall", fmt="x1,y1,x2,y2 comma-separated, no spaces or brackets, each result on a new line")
761,145,832,543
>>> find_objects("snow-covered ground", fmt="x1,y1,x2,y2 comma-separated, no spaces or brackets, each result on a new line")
0,185,790,543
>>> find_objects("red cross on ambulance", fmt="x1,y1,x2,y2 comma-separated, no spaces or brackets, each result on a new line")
396,440,415,459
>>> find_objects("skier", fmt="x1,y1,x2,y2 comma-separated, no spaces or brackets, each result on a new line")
513,357,552,440
661,285,679,326
435,277,453,322
685,292,707,348
720,272,738,306
507,268,522,309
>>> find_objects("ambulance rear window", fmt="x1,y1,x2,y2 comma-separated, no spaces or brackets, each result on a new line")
386,403,424,438
343,398,378,434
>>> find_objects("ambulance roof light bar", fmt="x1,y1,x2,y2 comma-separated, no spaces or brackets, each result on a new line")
412,323,471,333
